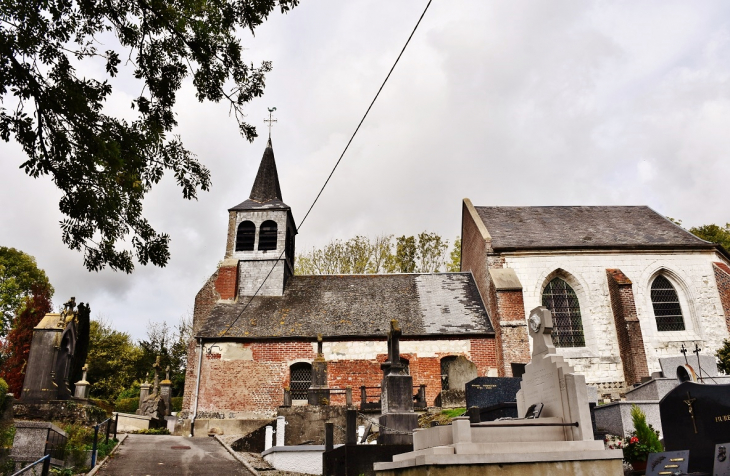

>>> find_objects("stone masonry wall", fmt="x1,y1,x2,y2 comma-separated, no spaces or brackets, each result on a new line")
504,250,730,392
191,337,497,417
713,262,730,333
494,290,530,376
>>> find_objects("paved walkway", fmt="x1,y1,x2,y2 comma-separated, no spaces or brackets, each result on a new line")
96,434,251,476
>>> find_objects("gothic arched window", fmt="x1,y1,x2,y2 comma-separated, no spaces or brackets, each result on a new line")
651,275,685,331
235,221,255,251
258,220,278,251
289,362,312,400
541,277,585,347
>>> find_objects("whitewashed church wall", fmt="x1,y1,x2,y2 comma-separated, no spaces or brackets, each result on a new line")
318,339,473,361
230,210,289,260
238,259,286,296
502,250,729,387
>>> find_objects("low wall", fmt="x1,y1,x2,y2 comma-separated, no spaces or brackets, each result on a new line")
263,445,332,475
13,401,107,426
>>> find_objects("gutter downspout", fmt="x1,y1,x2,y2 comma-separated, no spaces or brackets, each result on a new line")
190,338,204,437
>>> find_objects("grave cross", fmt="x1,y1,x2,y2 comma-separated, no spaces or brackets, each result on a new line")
387,320,402,366
683,391,698,434
680,343,688,365
317,334,323,356
264,107,277,139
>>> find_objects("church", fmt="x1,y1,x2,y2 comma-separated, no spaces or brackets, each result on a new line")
460,199,730,396
180,137,730,430
179,140,497,430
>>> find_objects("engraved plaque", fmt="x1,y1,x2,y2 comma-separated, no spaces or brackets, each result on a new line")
715,442,730,476
646,451,689,476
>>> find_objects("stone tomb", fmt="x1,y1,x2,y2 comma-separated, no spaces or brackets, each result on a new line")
374,307,622,475
659,380,730,474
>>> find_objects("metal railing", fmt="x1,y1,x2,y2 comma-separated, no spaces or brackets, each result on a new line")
90,416,115,467
10,455,50,476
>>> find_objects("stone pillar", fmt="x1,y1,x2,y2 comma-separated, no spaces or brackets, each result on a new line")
276,416,285,447
138,382,151,409
345,386,352,407
346,409,357,445
308,335,331,405
265,426,273,450
160,379,172,416
378,320,419,445
282,388,292,407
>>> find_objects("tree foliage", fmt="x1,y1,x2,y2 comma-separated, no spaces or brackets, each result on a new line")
85,315,190,401
1,0,299,273
688,223,730,251
447,237,461,272
717,339,730,375
0,247,53,336
0,288,53,397
295,233,460,275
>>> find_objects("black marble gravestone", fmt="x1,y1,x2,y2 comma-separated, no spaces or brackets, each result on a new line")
659,381,730,474
465,377,522,409
714,442,730,476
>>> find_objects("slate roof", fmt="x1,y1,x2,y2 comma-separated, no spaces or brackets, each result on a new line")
474,206,714,251
231,138,288,211
198,273,493,339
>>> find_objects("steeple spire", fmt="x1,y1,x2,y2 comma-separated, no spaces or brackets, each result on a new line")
249,138,283,203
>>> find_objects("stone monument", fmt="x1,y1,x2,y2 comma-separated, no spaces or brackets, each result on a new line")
377,320,418,446
136,356,166,420
308,335,331,405
73,364,90,400
20,298,79,402
516,305,593,441
374,307,622,475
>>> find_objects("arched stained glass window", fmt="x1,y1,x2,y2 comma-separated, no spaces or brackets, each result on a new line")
541,277,585,347
235,221,255,251
258,220,278,251
651,275,685,331
289,362,312,400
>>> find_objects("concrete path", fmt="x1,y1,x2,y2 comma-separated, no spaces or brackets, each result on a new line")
96,434,252,476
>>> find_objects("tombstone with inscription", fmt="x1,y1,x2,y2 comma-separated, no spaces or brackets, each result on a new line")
465,377,521,421
659,380,730,474
377,320,418,446
374,307,623,475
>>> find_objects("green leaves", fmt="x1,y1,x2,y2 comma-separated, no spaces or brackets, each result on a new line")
0,247,53,336
1,0,299,272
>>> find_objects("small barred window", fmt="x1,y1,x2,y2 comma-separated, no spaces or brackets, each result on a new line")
235,221,255,251
289,362,312,400
258,220,278,251
542,277,586,347
651,275,685,331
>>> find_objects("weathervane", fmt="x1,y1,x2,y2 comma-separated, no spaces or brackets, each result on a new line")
264,107,277,139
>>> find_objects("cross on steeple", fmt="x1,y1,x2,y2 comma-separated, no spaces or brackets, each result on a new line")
264,107,277,139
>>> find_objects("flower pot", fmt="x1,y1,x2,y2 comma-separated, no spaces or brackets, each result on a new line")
631,460,647,472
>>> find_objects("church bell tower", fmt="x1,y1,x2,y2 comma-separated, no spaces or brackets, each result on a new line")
217,138,297,299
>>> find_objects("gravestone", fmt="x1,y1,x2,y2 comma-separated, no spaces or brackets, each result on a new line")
516,306,593,441
714,442,730,475
378,320,418,445
160,366,172,416
21,298,80,402
73,364,90,400
136,356,166,420
659,381,730,474
659,355,719,379
444,356,477,391
645,450,689,476
308,335,331,405
465,377,522,409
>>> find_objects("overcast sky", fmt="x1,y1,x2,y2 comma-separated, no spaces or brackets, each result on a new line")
2,1,730,340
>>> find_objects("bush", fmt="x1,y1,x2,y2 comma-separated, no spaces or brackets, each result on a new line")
115,398,139,414
622,405,663,463
0,378,8,411
171,397,183,412
116,382,141,400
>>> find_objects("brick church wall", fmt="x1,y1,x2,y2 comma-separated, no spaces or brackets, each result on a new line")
190,337,497,417
606,269,649,386
714,262,730,333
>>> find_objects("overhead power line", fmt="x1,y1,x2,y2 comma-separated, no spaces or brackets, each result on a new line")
221,0,434,337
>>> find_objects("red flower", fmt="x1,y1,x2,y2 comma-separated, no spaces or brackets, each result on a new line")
630,437,639,444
